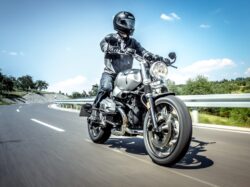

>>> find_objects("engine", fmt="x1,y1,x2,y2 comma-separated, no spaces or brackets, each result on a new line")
127,96,145,129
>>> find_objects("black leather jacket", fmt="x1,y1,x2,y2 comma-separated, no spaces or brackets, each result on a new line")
100,33,148,75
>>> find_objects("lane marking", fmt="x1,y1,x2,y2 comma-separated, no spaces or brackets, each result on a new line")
194,125,250,134
85,139,219,187
16,109,20,112
31,118,65,132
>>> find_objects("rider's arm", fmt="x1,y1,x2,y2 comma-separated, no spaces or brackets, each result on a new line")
100,34,120,53
133,39,148,57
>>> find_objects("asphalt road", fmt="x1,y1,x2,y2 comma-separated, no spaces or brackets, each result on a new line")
0,104,250,187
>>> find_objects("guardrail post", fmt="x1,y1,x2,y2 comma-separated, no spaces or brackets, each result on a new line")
191,108,199,124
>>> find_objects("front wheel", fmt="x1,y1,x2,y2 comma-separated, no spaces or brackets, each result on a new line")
144,95,192,166
88,119,111,144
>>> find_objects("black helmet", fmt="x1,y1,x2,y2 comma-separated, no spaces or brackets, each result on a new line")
113,11,135,36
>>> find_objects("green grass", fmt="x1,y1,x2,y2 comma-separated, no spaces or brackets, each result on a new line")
199,113,250,128
0,99,11,105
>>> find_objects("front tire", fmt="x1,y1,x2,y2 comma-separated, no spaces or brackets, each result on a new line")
88,119,111,144
144,95,192,166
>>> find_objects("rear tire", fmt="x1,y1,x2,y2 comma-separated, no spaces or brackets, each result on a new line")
144,96,192,166
88,119,111,144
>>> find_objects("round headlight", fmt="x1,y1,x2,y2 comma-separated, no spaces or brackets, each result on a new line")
149,61,168,80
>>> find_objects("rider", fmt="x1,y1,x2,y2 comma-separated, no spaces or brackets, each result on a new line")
90,11,162,121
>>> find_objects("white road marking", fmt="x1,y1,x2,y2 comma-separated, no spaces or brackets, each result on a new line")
85,140,218,187
85,138,92,143
31,118,65,132
194,125,250,134
16,109,20,112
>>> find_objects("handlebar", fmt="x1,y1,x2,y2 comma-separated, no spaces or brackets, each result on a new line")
107,49,177,68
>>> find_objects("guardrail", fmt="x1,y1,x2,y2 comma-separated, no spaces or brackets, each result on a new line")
54,94,250,123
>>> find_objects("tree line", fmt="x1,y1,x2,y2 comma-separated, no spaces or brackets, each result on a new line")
167,75,250,95
0,69,48,94
166,75,250,125
71,75,249,125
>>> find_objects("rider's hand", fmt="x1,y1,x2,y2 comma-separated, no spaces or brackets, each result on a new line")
144,52,154,61
152,55,164,62
107,45,121,53
125,48,136,55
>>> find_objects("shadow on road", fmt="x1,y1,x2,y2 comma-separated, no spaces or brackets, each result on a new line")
106,137,147,155
105,136,215,169
172,137,215,169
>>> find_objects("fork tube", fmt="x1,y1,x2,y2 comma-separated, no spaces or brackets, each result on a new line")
140,62,158,131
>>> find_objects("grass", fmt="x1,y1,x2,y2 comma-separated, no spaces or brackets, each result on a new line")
199,113,250,128
0,99,11,105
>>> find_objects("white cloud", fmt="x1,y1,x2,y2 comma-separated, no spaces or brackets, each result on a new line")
48,75,94,94
170,13,181,20
9,52,18,56
245,68,250,76
181,58,235,74
200,24,211,29
168,58,235,84
1,50,25,56
160,12,181,21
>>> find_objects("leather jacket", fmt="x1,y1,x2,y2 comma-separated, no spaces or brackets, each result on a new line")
100,33,148,75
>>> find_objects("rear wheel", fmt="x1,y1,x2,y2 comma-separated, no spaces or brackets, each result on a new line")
144,96,192,166
88,119,111,144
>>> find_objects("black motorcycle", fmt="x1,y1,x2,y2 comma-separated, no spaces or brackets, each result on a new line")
80,51,192,166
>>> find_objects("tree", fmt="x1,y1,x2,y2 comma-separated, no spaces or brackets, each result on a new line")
182,75,213,95
17,75,35,91
82,90,88,98
88,84,99,96
35,80,49,91
2,76,14,92
71,92,82,98
166,79,183,95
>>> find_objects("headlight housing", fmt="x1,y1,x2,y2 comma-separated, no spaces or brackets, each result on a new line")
149,61,168,80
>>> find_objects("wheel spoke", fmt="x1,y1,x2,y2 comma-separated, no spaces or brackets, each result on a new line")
146,102,180,158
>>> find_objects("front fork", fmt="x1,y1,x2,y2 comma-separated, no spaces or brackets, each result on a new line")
140,61,159,132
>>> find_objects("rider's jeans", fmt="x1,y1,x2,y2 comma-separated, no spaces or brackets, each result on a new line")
93,72,116,108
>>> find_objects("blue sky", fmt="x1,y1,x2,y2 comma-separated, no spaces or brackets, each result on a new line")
0,0,249,93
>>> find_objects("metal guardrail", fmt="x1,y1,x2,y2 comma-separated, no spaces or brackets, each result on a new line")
55,94,250,108
54,94,250,123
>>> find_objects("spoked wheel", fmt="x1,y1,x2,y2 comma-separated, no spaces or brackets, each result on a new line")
144,96,192,166
88,118,111,144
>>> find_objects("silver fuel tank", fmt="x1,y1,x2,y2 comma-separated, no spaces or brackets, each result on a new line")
113,69,142,98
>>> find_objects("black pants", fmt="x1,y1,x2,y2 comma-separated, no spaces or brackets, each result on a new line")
93,72,116,108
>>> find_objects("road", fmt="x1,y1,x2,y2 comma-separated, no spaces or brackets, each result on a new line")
0,104,250,187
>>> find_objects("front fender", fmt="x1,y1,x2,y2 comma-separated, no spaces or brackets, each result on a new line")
153,92,175,100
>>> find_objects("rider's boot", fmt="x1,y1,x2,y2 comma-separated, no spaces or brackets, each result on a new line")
89,108,100,122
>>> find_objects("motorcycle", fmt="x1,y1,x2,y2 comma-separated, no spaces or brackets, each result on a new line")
80,50,192,166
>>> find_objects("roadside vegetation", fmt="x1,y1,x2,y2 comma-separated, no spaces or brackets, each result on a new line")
0,69,49,105
167,76,250,127
72,75,250,127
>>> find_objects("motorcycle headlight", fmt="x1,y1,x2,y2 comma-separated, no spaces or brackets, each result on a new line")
149,61,168,80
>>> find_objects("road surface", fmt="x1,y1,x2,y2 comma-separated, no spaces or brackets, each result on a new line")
0,104,249,187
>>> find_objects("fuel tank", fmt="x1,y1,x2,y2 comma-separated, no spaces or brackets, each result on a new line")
113,69,142,98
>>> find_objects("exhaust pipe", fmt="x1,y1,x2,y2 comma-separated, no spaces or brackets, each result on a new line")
111,107,128,136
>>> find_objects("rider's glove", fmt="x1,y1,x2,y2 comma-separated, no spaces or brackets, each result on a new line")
152,55,164,62
107,45,121,54
125,48,136,55
143,52,154,62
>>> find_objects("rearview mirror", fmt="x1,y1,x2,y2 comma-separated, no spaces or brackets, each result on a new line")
168,52,176,60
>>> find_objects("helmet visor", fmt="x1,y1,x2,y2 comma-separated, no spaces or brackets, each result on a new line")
120,18,135,29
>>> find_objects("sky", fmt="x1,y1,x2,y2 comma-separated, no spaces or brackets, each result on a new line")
0,0,250,94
